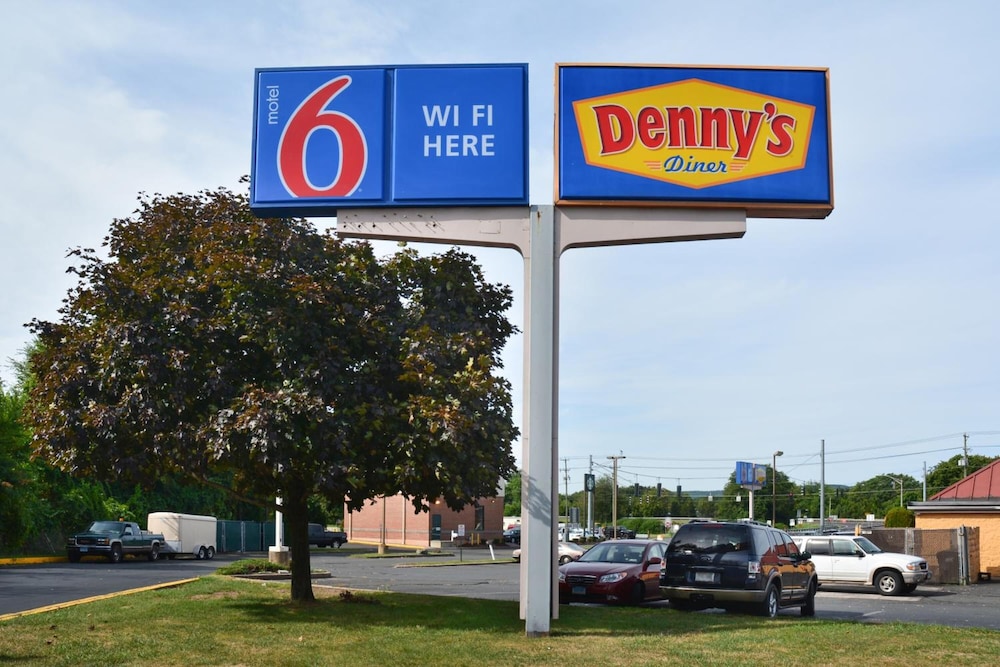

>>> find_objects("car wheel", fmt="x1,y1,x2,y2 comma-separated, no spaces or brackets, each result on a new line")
147,544,160,562
671,599,695,612
109,545,123,564
630,582,645,605
876,570,904,596
801,580,816,617
559,555,572,565
760,584,779,618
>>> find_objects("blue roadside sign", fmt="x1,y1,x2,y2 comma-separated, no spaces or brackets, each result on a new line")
251,63,528,216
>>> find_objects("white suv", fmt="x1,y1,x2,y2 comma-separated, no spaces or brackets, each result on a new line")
792,534,931,596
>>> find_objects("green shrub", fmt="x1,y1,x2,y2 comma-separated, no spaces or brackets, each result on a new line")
215,558,288,575
884,507,915,528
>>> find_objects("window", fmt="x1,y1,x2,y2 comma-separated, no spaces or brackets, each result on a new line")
752,527,773,557
784,536,801,556
806,539,830,556
832,540,857,556
668,526,749,553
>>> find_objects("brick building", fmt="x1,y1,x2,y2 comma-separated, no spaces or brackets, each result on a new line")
344,494,505,548
910,459,1000,579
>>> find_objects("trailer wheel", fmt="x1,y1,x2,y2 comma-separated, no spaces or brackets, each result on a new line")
206,546,216,560
197,546,207,560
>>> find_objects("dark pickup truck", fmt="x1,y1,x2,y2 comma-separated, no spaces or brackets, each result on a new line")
307,523,347,548
67,520,165,563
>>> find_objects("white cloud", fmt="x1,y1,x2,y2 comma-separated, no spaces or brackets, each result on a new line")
3,0,999,491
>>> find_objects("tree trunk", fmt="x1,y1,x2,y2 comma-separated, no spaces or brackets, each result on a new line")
284,491,315,602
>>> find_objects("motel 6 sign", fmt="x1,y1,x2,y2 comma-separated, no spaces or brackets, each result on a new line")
251,64,529,216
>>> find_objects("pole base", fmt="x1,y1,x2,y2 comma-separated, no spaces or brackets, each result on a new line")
268,546,290,567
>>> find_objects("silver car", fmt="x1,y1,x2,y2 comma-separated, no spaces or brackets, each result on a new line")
512,541,587,564
792,534,931,595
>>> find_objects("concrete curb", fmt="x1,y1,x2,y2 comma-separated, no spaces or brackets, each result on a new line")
0,577,201,622
0,556,65,566
231,571,332,580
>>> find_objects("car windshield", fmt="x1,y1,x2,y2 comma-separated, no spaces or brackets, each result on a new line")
578,542,646,564
668,526,749,554
88,521,124,533
853,536,883,554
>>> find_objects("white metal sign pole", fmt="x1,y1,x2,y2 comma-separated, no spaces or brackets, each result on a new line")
520,205,559,635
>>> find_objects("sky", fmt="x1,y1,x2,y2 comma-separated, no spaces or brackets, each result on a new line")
3,1,999,496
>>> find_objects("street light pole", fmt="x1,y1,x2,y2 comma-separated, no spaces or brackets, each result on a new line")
772,450,783,526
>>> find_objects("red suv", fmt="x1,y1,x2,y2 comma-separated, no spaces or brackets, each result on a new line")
659,521,817,618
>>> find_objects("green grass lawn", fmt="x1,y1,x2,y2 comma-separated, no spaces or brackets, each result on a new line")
1,576,998,666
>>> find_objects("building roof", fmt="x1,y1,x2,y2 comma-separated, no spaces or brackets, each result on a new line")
930,459,1000,501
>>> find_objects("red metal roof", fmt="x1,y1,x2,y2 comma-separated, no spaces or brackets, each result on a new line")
930,459,1000,500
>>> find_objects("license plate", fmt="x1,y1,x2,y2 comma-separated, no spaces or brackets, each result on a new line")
80,547,88,552
572,586,586,595
694,571,715,583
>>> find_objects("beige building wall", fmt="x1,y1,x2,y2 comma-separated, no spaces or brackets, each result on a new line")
345,495,505,548
916,513,1000,577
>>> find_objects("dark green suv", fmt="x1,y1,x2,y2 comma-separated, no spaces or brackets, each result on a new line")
659,521,817,618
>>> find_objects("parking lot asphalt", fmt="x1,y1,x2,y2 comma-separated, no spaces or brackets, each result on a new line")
5,544,1000,630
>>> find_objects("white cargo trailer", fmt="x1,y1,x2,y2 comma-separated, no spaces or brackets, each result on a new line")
147,512,217,560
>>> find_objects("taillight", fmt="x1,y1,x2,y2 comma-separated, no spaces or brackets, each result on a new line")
747,560,761,575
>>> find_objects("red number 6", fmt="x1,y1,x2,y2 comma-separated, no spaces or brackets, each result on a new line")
278,76,368,198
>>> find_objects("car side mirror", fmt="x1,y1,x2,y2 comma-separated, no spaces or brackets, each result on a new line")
799,551,811,560
647,557,662,566
856,551,865,558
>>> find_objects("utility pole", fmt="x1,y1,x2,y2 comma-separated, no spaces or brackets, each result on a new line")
562,458,569,540
963,433,969,478
587,455,593,537
608,453,626,538
819,440,825,534
886,475,903,507
771,450,783,526
923,461,927,501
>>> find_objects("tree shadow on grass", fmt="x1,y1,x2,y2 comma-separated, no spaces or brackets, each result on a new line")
222,582,809,638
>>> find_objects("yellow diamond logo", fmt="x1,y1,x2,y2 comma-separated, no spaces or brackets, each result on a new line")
572,79,815,189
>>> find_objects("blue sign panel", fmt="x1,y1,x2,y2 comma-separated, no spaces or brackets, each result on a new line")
251,64,528,216
557,64,832,219
736,461,766,490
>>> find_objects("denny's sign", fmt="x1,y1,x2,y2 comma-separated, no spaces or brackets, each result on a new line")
556,64,833,219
